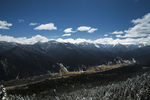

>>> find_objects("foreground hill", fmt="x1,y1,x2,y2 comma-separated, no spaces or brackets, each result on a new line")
3,64,150,100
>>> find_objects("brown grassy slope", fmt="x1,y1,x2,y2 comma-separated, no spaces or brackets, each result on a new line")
5,64,147,96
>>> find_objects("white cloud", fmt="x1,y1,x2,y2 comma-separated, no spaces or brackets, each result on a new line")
62,33,71,37
131,13,150,24
29,23,38,26
64,28,75,33
104,34,108,37
0,34,49,44
77,26,98,33
118,13,150,38
0,20,12,29
88,28,98,33
56,38,92,44
56,36,150,45
112,31,123,34
34,23,57,30
77,26,91,31
116,35,122,38
119,32,147,38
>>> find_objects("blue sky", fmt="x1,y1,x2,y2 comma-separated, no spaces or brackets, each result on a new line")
0,0,150,44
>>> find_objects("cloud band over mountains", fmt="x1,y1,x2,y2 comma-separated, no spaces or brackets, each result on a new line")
0,13,150,45
0,34,150,45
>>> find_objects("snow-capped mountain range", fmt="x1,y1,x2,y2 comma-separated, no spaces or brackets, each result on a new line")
0,40,150,81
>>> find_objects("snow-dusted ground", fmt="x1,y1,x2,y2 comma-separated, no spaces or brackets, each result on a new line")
7,72,150,100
